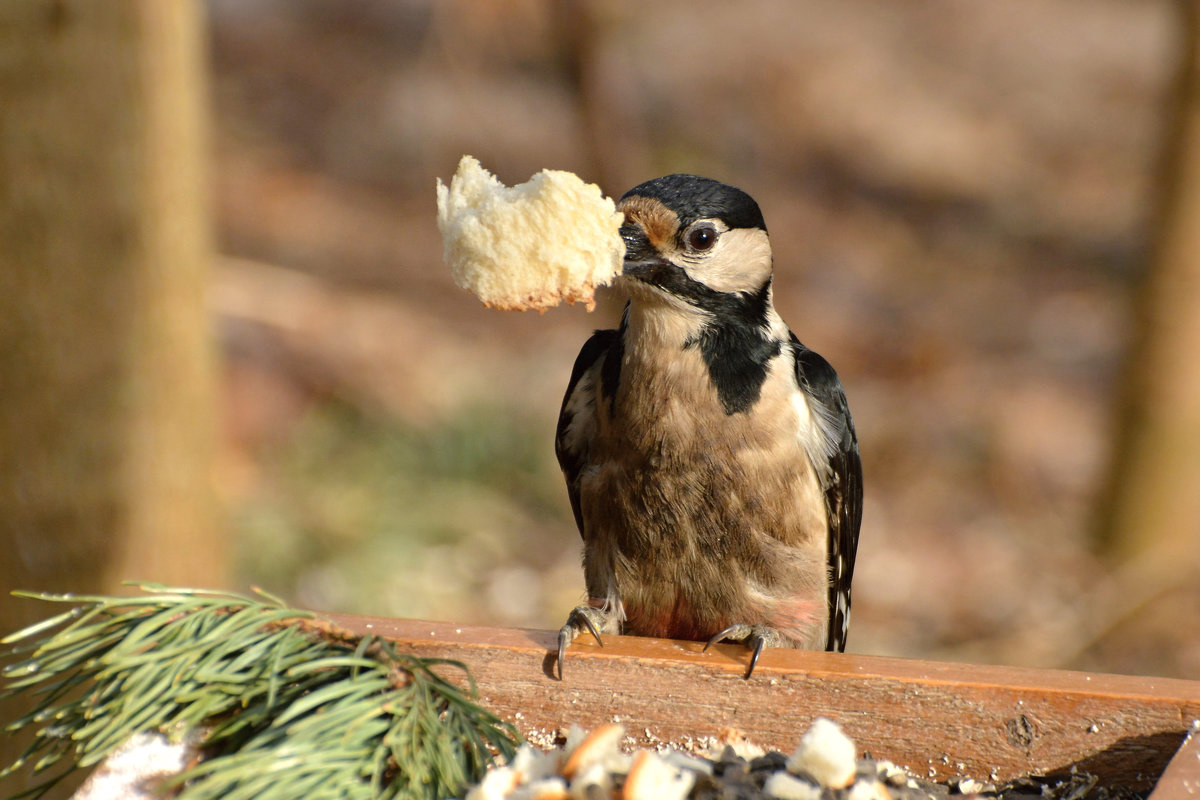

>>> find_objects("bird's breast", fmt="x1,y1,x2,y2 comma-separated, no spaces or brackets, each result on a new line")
580,342,827,600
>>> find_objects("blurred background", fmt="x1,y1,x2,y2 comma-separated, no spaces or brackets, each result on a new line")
3,0,1199,704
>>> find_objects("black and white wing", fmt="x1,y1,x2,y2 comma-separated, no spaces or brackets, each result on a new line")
555,329,620,537
791,334,864,652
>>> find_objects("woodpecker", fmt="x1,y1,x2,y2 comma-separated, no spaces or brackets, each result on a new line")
554,174,862,679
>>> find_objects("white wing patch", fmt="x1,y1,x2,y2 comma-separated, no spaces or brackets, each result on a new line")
790,390,838,480
560,370,598,455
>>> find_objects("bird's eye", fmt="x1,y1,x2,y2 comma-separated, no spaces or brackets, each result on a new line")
686,226,718,252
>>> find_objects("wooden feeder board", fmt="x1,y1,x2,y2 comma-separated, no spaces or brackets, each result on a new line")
326,615,1200,800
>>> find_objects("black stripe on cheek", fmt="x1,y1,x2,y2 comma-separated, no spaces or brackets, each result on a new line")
632,260,766,323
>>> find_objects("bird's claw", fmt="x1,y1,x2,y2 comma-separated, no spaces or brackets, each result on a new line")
556,604,613,680
704,623,782,679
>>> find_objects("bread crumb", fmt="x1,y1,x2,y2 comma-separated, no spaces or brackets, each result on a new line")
622,750,694,800
787,717,857,789
562,723,626,780
764,772,821,800
436,156,624,312
713,726,766,761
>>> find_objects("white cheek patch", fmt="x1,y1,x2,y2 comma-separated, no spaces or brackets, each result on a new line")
682,228,772,294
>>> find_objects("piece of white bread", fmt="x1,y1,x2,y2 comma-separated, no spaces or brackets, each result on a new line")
786,717,857,789
436,156,624,312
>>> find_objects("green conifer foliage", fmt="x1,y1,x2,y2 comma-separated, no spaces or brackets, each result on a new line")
1,585,519,800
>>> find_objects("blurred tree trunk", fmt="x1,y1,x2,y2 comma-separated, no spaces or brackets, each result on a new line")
1097,1,1200,567
555,0,650,193
0,1,222,793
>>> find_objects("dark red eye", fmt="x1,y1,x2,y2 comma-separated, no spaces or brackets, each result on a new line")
687,226,718,251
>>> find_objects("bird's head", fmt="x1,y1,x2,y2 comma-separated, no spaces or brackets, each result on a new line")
616,174,773,312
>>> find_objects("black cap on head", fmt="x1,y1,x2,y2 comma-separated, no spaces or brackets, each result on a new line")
619,174,766,233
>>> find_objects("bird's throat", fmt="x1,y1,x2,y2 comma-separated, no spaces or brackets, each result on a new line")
619,296,782,417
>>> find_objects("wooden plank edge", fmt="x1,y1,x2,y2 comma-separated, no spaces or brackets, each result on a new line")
1149,724,1200,800
323,614,1200,792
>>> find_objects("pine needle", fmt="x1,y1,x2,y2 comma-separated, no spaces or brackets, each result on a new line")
0,583,519,800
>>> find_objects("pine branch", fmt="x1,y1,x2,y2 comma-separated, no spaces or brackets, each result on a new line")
0,584,519,800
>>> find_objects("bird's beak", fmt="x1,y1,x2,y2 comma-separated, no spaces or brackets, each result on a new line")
619,222,667,280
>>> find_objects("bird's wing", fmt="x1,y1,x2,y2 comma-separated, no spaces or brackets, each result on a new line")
792,336,863,652
555,329,620,538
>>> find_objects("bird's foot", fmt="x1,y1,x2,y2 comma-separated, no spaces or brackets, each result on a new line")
704,623,787,679
556,603,620,680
